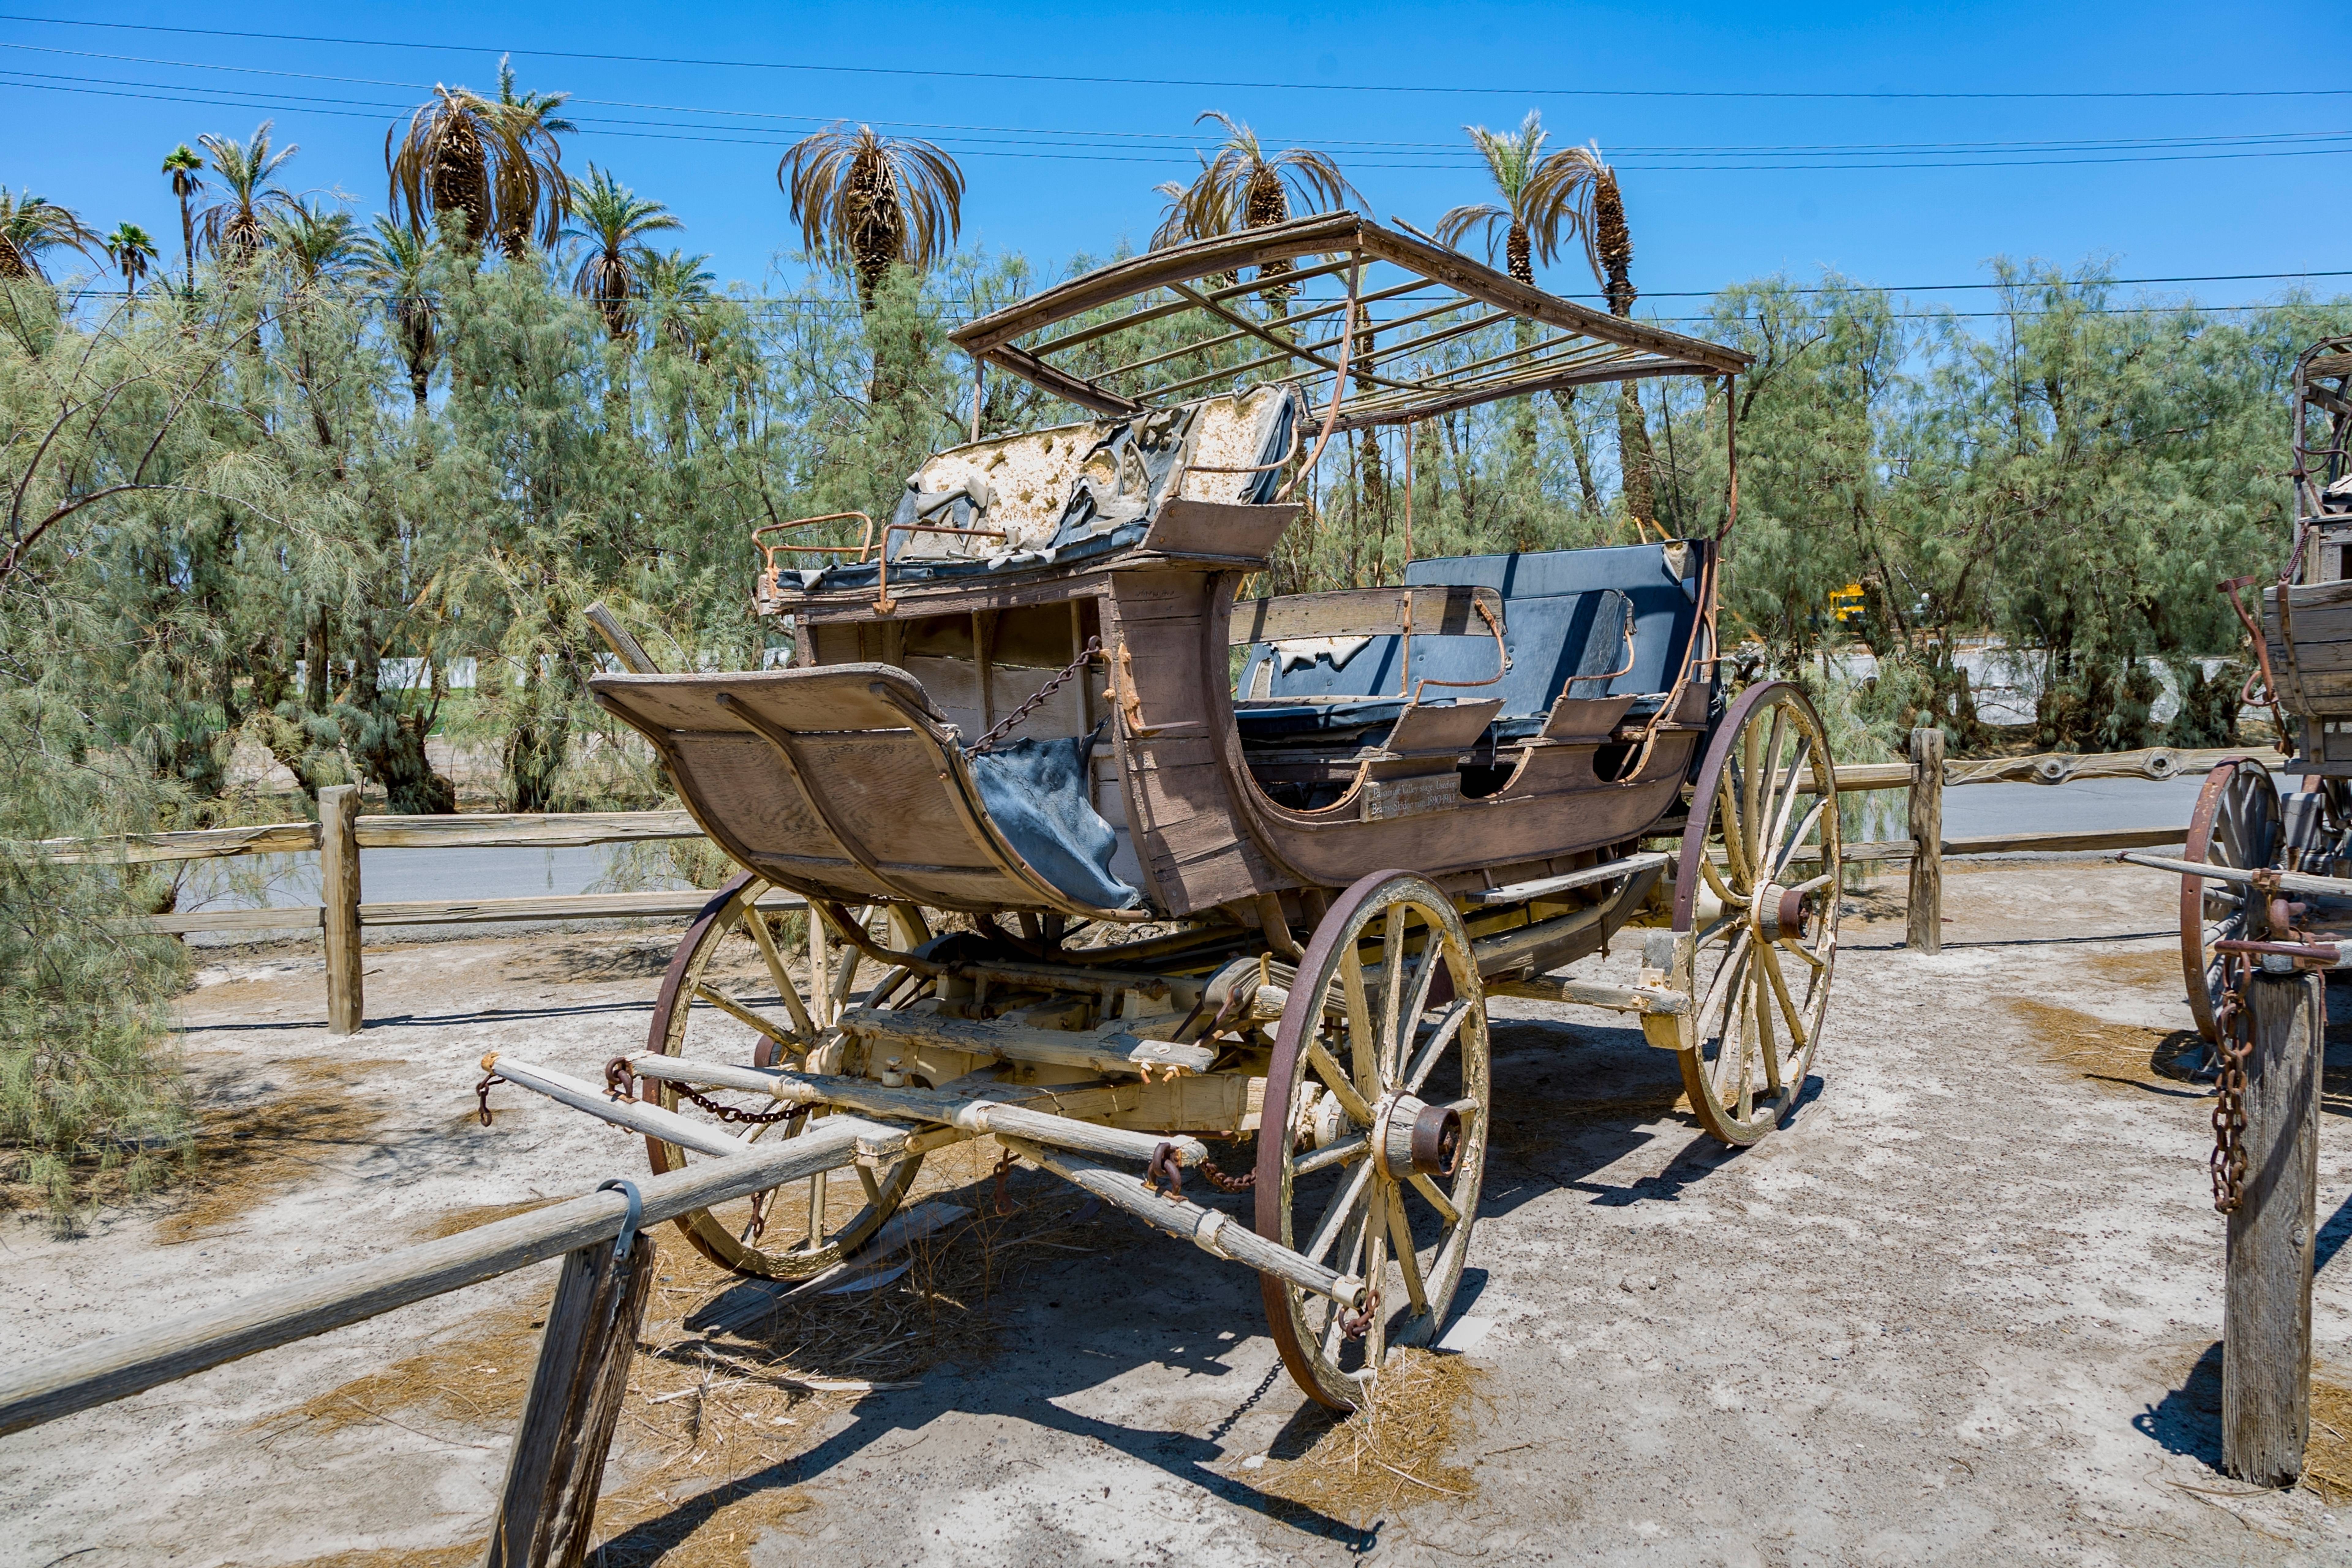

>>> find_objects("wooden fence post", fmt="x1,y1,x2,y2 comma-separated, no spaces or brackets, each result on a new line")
319,784,363,1035
483,1222,657,1568
2225,963,2324,1486
1905,727,1944,953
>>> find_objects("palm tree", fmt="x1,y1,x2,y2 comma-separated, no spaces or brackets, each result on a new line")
777,122,964,309
161,144,204,293
564,165,681,339
195,122,300,267
1156,112,1354,300
638,247,717,355
271,199,359,286
1513,141,1655,528
1437,113,1594,289
103,223,160,294
0,190,98,281
491,56,573,258
358,216,438,406
389,84,549,251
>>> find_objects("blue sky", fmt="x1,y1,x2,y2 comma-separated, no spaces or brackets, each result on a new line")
3,0,2344,324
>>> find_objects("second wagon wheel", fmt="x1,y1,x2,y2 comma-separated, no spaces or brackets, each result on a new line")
2180,757,2279,1044
1670,680,1844,1146
639,873,924,1278
1256,871,1491,1409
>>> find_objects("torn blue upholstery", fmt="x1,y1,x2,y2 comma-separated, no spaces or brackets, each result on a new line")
967,730,1143,911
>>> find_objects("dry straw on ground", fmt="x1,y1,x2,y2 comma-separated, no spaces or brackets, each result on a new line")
1243,1348,1480,1525
2005,998,2203,1091
159,1056,399,1242
2305,1374,2352,1506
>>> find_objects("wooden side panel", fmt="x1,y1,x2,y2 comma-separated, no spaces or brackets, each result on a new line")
1109,571,1282,915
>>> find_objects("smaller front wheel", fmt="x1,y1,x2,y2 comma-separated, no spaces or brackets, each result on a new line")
1256,871,1490,1409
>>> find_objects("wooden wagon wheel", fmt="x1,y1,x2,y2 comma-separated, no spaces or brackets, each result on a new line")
1670,680,1844,1146
641,874,924,1279
1255,871,1490,1409
2181,758,2278,1044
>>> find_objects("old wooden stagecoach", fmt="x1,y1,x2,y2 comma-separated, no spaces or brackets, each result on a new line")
2152,338,2352,1058
486,213,1846,1408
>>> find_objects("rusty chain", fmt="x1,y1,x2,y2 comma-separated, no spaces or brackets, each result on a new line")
475,1071,505,1127
603,1055,805,1126
1340,1285,1381,1341
2211,964,2254,1213
965,636,1101,758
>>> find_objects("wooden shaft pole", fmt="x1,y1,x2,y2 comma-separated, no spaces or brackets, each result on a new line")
997,1135,1368,1310
319,784,363,1034
2225,964,2324,1485
1905,728,1944,953
0,1119,878,1438
482,1231,655,1568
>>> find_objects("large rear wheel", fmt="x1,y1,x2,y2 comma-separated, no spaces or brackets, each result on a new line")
1670,681,1843,1146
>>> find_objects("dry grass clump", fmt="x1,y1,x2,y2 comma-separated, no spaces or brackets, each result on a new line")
1245,1349,1480,1525
2303,1374,2352,1505
413,1196,560,1241
2086,947,2188,990
287,1545,483,1568
158,1057,398,1242
254,1299,545,1442
2004,998,2203,1091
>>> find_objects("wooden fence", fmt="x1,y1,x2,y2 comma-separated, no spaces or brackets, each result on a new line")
17,743,2272,1032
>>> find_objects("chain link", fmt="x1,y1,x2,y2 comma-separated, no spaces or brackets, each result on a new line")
965,637,1101,757
604,1055,806,1126
2211,963,2255,1213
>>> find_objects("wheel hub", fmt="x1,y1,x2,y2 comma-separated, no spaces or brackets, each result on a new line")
1753,881,1808,942
1372,1092,1462,1179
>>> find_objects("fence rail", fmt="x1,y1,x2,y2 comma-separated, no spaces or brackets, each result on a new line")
14,742,2276,1027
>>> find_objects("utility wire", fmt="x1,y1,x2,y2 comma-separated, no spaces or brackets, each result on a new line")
4,41,2350,162
1,13,2345,102
10,70,2352,174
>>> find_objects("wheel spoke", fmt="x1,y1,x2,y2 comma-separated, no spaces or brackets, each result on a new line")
1378,908,1406,1089
1307,1039,1374,1124
1716,769,1752,893
1695,926,1753,1028
1755,939,1809,1058
1384,1181,1430,1315
692,982,797,1048
741,895,819,1041
1407,1170,1461,1227
1306,1158,1376,1266
1403,1000,1470,1094
1770,796,1829,882
1759,733,1808,864
1295,1133,1370,1177
1342,944,1377,1093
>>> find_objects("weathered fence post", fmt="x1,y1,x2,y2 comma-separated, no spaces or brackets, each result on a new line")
319,784,363,1034
2224,962,2324,1486
1905,727,1944,953
482,1200,658,1568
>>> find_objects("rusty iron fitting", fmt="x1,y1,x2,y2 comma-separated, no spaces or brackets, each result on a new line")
1756,884,1809,943
1408,1103,1463,1178
603,1055,639,1102
2212,937,2340,972
474,1071,505,1127
1146,1140,1187,1202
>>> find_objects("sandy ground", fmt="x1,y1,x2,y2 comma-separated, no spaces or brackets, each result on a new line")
6,860,2352,1567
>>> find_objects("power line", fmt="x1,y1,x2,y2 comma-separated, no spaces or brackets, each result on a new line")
6,41,2352,163
12,69,2352,175
2,12,2346,103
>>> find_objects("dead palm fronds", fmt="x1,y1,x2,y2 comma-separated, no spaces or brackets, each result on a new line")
777,123,964,309
1155,112,1356,300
